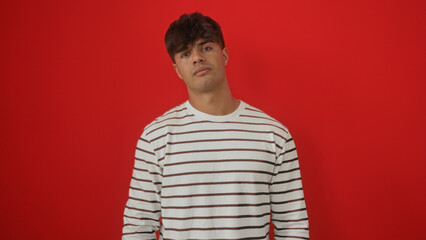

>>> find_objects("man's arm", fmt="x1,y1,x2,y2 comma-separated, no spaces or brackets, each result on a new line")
122,132,162,240
270,130,309,239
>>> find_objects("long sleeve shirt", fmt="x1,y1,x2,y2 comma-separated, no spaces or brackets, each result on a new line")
122,100,309,240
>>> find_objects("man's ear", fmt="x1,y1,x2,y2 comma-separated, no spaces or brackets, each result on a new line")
173,63,183,79
222,47,229,66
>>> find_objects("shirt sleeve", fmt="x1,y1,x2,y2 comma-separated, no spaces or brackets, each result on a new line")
270,130,309,240
122,132,162,240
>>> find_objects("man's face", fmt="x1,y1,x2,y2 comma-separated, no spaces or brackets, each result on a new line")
173,38,229,95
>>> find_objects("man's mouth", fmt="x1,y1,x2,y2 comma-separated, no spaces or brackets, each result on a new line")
193,67,211,76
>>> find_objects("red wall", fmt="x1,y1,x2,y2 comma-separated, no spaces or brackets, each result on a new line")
1,0,425,239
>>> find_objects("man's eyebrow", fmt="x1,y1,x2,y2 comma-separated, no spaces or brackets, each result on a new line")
197,40,213,46
176,40,213,54
176,45,189,54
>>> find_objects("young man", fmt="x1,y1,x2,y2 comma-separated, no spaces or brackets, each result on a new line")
122,12,309,240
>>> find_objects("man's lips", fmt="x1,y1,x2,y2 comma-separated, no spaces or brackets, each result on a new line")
193,67,211,76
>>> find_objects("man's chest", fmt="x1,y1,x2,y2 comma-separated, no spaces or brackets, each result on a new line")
159,131,278,189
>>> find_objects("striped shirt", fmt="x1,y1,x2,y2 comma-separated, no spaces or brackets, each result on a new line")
122,100,309,240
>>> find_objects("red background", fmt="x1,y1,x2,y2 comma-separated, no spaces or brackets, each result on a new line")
1,0,425,239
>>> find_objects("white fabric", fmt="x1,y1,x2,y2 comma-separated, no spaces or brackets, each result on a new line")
122,100,309,240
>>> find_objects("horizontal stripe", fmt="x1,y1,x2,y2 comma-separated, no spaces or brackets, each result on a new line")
125,205,161,213
162,192,270,199
131,176,161,185
162,232,269,240
147,120,214,135
271,197,305,205
162,201,271,209
136,147,156,156
154,137,279,151
162,212,270,220
165,148,275,156
281,157,299,165
273,177,302,185
128,196,160,204
164,158,275,167
162,180,271,189
274,235,309,240
147,120,288,136
271,207,307,214
145,114,194,131
150,128,286,142
123,214,157,222
240,114,281,124
144,107,187,130
279,147,296,157
133,167,161,175
123,223,155,228
129,186,160,194
277,167,300,175
164,222,270,231
161,188,301,198
245,107,264,114
275,227,309,231
122,230,155,236
272,217,309,223
270,187,304,195
163,169,276,178
160,107,187,118
135,157,160,167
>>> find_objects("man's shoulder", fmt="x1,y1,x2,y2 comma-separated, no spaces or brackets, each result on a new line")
145,101,187,128
241,101,290,136
140,101,187,136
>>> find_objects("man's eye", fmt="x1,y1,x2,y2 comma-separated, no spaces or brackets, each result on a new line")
202,46,212,51
181,52,189,58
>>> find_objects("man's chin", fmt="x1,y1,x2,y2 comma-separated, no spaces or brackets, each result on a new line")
188,84,217,95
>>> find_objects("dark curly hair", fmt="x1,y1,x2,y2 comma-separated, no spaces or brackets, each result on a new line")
165,12,225,63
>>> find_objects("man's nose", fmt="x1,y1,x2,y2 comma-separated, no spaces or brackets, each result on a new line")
192,50,205,64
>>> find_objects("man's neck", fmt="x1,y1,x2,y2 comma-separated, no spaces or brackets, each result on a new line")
187,87,240,116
